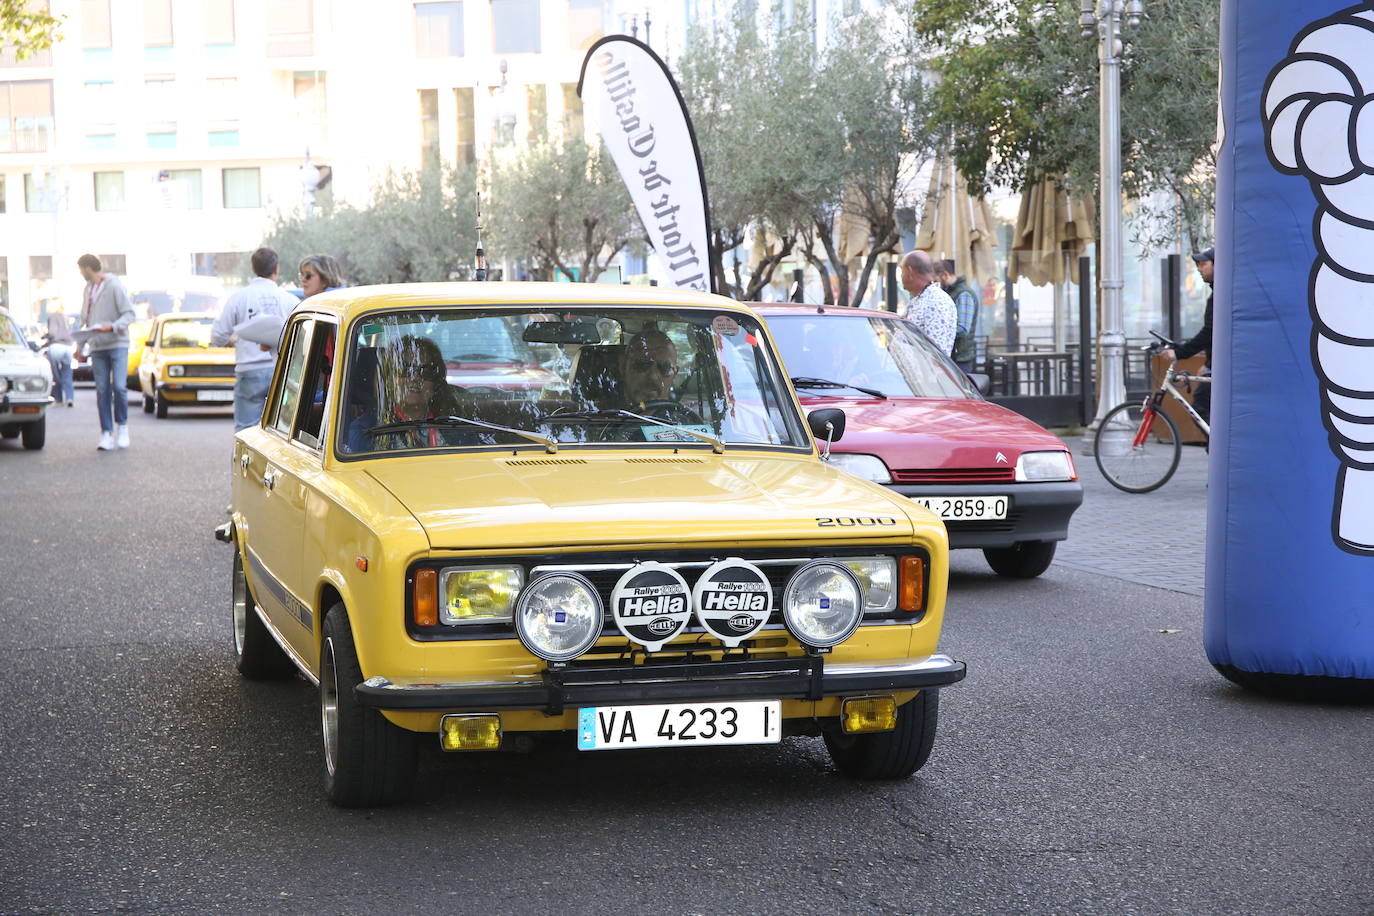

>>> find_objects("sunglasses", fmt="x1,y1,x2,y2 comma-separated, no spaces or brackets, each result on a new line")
301,270,317,280
629,358,677,375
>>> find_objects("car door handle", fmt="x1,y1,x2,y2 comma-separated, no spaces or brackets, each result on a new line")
239,453,250,470
262,468,276,489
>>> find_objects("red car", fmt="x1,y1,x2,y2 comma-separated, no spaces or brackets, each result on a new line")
758,303,1082,578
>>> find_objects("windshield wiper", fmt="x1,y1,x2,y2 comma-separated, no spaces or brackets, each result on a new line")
537,408,725,454
367,415,558,454
789,376,887,399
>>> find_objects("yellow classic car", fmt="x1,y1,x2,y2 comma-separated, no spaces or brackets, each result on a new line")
221,283,964,807
138,312,236,417
125,318,153,388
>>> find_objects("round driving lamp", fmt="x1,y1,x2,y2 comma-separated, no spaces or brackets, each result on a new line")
514,572,603,662
782,561,864,648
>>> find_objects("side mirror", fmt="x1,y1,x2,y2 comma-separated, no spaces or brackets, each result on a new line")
807,407,846,458
967,372,991,395
28,340,41,353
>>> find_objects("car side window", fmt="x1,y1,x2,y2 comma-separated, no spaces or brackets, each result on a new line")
294,322,336,451
269,319,313,436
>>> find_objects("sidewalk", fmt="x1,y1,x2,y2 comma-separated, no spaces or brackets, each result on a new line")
1053,440,1209,597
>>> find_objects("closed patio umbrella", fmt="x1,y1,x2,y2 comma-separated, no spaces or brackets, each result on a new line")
916,153,998,283
1010,177,1095,286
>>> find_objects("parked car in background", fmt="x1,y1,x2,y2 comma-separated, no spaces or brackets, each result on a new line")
137,312,235,418
759,303,1083,579
222,283,965,806
0,308,53,450
125,319,153,388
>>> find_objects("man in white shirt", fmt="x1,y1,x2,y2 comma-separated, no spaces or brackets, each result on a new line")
211,247,299,431
899,250,957,357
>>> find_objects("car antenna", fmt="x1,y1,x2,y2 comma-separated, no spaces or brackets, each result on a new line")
474,191,487,281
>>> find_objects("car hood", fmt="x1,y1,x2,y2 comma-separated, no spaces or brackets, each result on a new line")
803,395,1070,468
0,344,50,377
363,452,930,551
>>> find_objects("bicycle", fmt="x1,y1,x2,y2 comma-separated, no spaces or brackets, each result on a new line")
1093,331,1211,493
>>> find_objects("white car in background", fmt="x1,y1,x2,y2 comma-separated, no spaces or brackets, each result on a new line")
0,308,53,450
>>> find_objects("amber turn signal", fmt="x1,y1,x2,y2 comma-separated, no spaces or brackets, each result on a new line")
414,568,438,626
439,714,502,751
841,696,897,734
899,556,924,611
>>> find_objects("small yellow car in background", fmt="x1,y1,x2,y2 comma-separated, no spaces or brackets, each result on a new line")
138,312,235,418
125,319,152,388
222,283,965,807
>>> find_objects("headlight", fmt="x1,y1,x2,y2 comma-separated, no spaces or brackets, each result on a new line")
14,375,48,394
168,365,185,377
439,566,523,625
826,452,892,484
782,560,864,648
1015,450,1076,481
514,572,603,661
841,556,896,613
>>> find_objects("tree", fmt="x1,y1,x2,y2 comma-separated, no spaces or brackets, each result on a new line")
266,162,478,286
1,0,62,61
487,138,638,282
913,0,1218,250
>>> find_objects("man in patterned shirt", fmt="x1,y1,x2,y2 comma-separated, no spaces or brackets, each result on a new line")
898,250,957,356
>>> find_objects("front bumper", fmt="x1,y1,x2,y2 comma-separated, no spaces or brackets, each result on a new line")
156,381,235,402
890,480,1083,549
356,654,966,716
0,393,53,423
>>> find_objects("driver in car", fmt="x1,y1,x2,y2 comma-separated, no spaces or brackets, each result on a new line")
620,329,680,412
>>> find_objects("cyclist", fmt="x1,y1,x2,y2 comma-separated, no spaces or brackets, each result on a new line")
1160,247,1214,425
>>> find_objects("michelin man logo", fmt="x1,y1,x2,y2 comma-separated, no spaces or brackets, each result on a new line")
1263,3,1374,555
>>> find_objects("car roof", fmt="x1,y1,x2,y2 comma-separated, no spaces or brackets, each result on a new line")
293,281,756,322
748,302,901,320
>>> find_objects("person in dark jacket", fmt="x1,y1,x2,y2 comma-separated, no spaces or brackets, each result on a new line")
1162,247,1214,425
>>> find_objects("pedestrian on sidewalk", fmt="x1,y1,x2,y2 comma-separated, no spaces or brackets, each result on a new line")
44,300,76,407
76,254,135,450
899,250,957,357
1162,246,1214,425
211,247,299,432
936,258,981,372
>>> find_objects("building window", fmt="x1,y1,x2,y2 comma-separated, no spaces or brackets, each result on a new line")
416,2,463,57
455,87,475,164
82,0,112,48
94,171,125,211
205,0,235,44
568,0,602,51
419,88,439,169
527,83,546,142
1,80,55,153
492,0,539,53
222,167,260,208
266,0,313,56
144,76,176,135
157,168,203,208
561,83,583,141
293,70,327,144
83,80,116,136
144,0,173,46
206,76,239,134
24,173,55,212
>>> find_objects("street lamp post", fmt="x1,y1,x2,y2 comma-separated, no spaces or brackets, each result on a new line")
1080,0,1142,455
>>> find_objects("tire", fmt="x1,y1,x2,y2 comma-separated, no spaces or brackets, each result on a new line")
155,390,169,419
232,548,295,679
142,391,154,414
824,689,939,779
1094,401,1181,493
320,605,418,807
983,539,1057,578
21,416,45,451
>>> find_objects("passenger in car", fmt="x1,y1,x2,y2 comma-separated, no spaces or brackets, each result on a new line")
345,336,466,452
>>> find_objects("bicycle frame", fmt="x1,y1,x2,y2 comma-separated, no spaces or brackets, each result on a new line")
1144,360,1211,440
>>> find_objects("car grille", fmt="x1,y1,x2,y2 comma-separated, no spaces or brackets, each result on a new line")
943,509,1025,533
891,467,1015,484
180,364,235,378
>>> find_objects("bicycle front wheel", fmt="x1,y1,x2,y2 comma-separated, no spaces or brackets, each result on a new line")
1094,402,1181,493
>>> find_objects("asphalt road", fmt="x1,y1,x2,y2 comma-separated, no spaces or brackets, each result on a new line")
2,397,1370,915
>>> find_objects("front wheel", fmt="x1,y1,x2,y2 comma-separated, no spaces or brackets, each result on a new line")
320,606,417,807
155,390,169,419
824,689,939,779
142,391,154,414
983,539,1057,578
21,416,45,450
1094,401,1181,493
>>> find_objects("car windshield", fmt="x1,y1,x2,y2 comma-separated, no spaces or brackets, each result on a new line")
338,306,808,456
161,318,214,348
0,315,23,347
766,313,979,399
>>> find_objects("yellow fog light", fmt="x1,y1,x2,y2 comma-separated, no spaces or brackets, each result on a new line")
439,714,502,751
841,696,897,734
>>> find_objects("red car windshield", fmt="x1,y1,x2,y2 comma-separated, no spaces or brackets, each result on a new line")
766,314,978,399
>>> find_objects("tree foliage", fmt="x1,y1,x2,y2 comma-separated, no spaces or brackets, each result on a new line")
914,0,1218,249
488,138,639,282
1,0,62,60
265,163,478,287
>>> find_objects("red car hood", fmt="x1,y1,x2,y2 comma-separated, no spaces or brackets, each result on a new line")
802,395,1070,471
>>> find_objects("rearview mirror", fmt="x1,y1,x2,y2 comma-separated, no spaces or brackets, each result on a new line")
523,321,602,345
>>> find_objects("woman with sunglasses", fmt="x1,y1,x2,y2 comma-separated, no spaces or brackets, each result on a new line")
298,254,344,300
346,336,464,452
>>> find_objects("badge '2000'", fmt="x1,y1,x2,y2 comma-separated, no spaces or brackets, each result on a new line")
610,562,693,652
692,558,773,648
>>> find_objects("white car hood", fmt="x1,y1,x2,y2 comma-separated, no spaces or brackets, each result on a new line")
0,344,51,381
